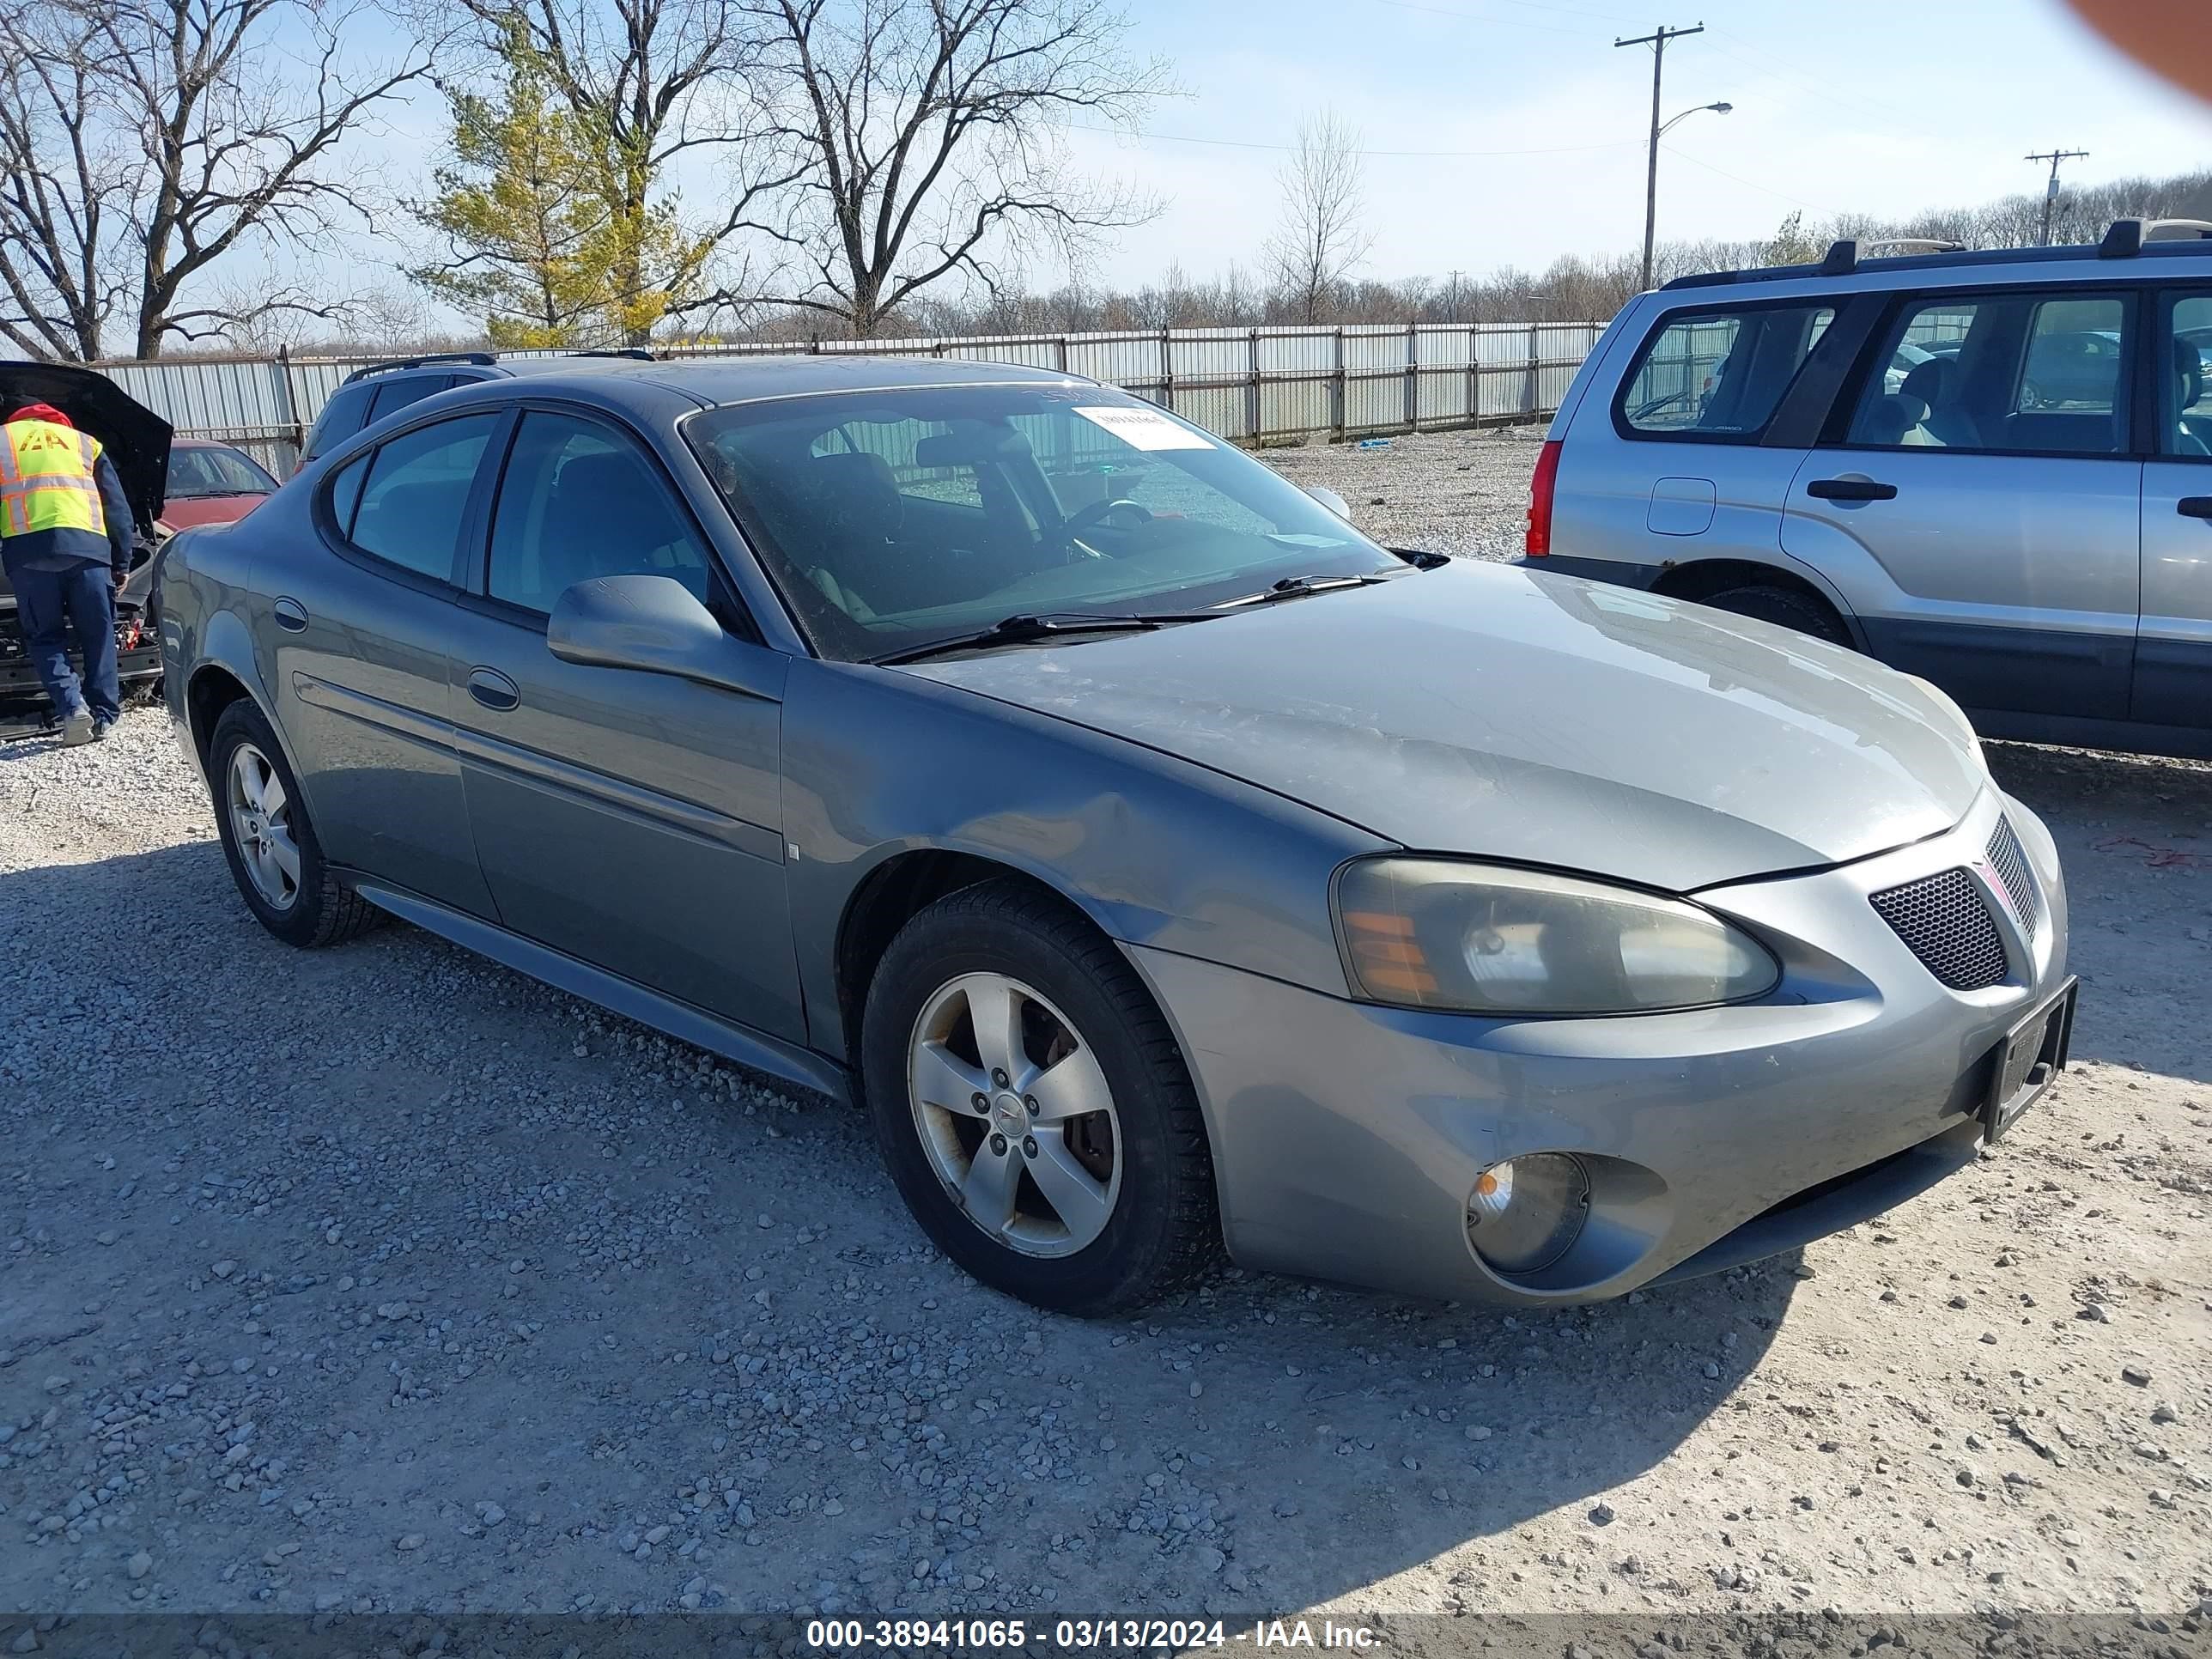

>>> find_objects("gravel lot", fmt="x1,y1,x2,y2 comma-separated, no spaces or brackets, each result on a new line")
3,432,2211,1646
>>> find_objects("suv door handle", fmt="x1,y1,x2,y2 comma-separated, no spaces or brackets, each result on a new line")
467,667,520,712
271,597,309,632
1806,477,1899,502
2178,497,2212,520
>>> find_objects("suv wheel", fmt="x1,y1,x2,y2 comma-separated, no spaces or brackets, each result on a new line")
860,879,1220,1314
208,701,379,947
1699,583,1852,647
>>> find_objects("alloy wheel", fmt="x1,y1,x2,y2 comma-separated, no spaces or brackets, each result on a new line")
227,742,301,910
906,971,1122,1258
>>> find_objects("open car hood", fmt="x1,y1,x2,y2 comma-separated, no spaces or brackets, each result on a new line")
0,362,170,532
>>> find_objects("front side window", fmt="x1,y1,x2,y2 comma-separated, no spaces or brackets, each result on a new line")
1617,304,1834,439
487,411,712,614
1845,290,2129,455
684,388,1397,661
2162,294,2212,458
343,414,499,582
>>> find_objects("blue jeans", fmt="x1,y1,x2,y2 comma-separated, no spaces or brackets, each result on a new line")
5,556,119,724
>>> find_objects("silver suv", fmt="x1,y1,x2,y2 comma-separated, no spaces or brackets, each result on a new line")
1528,217,2212,760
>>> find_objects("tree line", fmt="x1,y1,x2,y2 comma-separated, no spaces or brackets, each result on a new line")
1,0,2205,363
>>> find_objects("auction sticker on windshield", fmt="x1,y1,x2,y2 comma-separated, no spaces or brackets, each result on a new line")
1073,404,1215,449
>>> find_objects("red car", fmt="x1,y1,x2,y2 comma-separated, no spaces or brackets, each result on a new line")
156,437,279,530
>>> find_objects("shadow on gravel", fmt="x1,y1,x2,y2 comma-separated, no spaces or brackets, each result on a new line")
4,834,1800,1619
1989,740,2212,1087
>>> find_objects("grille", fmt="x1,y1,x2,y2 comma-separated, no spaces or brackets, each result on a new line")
1984,816,2042,941
1869,867,2008,990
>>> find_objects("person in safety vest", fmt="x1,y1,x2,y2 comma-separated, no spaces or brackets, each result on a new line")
1,402,134,745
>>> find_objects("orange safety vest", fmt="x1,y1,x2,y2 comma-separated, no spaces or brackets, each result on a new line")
0,419,106,540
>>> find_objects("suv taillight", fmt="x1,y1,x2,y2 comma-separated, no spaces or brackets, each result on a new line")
1525,439,1563,558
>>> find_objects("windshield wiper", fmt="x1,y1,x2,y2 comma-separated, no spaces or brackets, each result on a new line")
1209,570,1404,610
876,611,1171,665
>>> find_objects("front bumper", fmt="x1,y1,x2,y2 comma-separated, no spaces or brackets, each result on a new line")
1128,787,2069,1306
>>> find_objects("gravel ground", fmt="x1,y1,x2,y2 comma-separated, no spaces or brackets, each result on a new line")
1262,426,1551,562
3,432,2210,1646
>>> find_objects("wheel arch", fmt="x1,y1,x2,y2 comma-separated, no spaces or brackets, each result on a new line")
832,848,1117,1067
183,636,315,816
1650,557,1865,647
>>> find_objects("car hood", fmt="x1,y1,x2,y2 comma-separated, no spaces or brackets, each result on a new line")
904,562,1987,892
0,362,170,532
159,493,266,530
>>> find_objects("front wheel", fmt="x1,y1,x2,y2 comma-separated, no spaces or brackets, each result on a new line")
860,880,1221,1314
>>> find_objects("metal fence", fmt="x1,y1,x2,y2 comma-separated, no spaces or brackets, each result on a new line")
98,321,1602,478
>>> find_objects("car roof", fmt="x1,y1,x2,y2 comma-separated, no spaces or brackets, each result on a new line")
635,354,1087,407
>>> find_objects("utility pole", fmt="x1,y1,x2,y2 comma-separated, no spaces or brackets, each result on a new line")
2025,148,2089,246
1617,21,1704,290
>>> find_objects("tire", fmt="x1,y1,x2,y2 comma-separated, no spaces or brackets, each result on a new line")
1698,583,1853,647
859,878,1221,1315
207,700,379,948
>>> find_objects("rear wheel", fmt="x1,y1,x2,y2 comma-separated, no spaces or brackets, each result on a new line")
1698,582,1853,647
860,879,1220,1314
208,701,378,948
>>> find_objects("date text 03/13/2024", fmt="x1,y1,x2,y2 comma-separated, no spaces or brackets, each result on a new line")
802,1619,1381,1650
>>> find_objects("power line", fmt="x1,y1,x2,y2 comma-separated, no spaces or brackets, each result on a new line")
1660,142,1834,214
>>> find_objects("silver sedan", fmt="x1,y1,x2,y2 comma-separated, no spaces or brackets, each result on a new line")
156,356,2073,1313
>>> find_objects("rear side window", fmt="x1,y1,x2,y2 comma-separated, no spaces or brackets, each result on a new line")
1617,304,1834,441
1844,290,2130,456
344,414,499,583
368,374,454,423
302,383,374,461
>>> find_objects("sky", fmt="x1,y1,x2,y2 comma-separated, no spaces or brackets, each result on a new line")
185,0,2212,337
1039,0,2212,292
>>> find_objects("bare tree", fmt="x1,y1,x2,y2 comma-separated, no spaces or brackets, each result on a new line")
0,0,136,358
742,0,1169,337
1263,110,1374,325
0,0,433,360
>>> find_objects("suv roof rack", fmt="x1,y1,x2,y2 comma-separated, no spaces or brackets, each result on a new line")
339,351,497,385
2098,217,2212,258
566,347,658,361
1815,237,1969,276
1661,225,2212,292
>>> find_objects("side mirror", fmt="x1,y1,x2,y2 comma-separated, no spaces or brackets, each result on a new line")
1304,484,1353,521
547,574,757,695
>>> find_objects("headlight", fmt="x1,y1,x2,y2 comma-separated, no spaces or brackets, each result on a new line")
1335,858,1779,1016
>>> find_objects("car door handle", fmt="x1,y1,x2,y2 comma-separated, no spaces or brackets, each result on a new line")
1806,477,1899,502
2178,496,2212,520
467,667,520,712
271,597,309,632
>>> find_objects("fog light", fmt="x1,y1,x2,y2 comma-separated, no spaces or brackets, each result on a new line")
1466,1153,1591,1275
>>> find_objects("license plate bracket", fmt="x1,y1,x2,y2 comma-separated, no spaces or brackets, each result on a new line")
1983,977,2077,1144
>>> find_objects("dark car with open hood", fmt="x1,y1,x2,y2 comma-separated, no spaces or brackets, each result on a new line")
0,362,173,714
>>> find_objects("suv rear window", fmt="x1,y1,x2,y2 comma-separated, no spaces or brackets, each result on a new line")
1617,303,1834,441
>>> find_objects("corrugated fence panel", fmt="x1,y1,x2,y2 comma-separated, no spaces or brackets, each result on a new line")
98,318,1599,465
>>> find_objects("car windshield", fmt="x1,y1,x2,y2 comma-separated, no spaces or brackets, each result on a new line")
168,445,276,497
684,386,1398,661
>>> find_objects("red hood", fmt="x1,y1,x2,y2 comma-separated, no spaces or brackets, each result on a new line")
157,493,267,530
